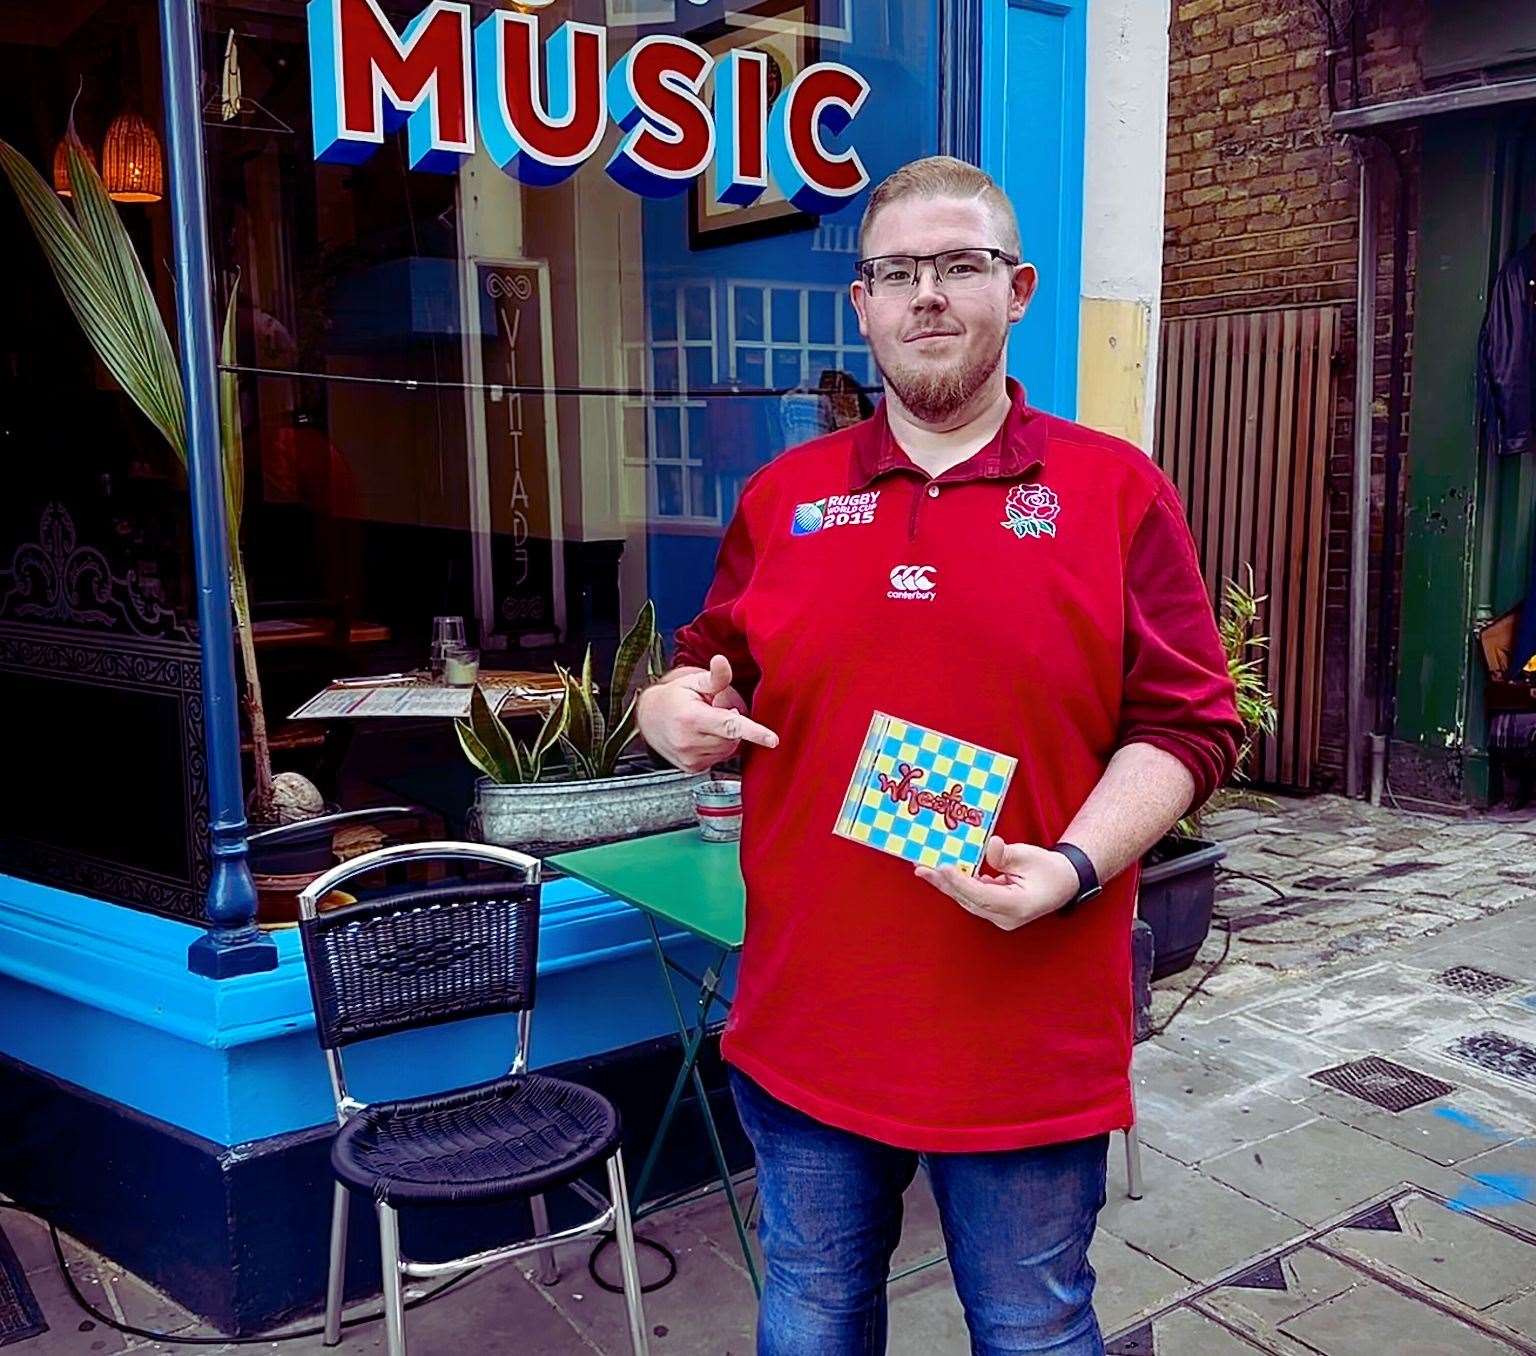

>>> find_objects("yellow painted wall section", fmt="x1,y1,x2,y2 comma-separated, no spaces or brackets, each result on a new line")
1077,296,1152,450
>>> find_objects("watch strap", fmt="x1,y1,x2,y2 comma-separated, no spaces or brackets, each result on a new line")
1051,841,1102,913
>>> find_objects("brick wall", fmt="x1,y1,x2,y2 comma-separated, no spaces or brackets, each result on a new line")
1162,0,1426,791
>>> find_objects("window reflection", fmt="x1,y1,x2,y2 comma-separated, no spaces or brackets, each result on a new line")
199,0,938,657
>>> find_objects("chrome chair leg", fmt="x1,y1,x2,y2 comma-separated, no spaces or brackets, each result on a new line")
606,1153,650,1356
529,1193,560,1285
323,1181,349,1345
1125,1122,1144,1200
377,1203,408,1356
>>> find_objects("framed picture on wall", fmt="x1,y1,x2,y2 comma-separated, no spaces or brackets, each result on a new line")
688,0,821,251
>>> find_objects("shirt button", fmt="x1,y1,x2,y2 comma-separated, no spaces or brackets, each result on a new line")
927,484,940,498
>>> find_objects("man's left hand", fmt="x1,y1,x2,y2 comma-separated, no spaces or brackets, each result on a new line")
914,836,1080,930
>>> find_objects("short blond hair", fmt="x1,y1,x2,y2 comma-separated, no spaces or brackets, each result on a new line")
858,156,1022,257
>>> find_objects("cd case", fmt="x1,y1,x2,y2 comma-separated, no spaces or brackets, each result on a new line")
832,711,1017,874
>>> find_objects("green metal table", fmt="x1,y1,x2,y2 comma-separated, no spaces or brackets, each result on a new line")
548,829,760,1293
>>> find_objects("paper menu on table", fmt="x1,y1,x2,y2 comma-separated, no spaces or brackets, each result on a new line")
289,685,471,719
352,686,473,717
289,687,371,719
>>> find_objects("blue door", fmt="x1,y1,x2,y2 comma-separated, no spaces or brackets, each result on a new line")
981,0,1087,418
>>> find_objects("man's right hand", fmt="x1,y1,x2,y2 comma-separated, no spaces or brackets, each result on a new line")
636,654,780,774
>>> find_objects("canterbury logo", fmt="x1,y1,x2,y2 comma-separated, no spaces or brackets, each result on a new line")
887,565,937,600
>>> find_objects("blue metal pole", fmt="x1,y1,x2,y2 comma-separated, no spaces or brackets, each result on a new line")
159,0,277,978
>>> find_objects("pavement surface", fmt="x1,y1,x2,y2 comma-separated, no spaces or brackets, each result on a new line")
5,792,1536,1354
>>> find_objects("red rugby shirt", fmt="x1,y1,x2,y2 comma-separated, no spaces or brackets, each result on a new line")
672,379,1242,1151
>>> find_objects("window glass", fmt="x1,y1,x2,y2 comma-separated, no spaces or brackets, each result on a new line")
200,0,938,660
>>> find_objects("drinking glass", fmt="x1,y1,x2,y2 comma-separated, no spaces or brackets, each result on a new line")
430,615,466,679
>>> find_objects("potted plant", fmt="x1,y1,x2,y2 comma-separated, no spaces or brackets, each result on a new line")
455,600,711,852
1138,568,1278,979
0,125,312,830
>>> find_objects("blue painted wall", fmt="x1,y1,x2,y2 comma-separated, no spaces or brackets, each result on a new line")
0,872,735,1146
981,0,1086,418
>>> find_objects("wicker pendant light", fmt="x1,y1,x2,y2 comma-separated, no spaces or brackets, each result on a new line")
51,137,100,197
101,110,163,203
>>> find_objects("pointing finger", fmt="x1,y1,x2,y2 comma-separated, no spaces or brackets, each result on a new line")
699,704,779,749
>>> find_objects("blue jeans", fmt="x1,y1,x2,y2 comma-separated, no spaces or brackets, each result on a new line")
729,1069,1108,1356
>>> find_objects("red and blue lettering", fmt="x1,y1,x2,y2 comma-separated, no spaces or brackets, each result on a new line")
307,0,473,172
473,13,606,186
710,49,769,208
605,36,715,199
768,62,870,214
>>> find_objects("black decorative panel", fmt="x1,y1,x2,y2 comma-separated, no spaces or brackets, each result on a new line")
0,505,208,921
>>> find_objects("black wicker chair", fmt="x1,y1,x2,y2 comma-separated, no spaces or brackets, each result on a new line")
296,842,648,1356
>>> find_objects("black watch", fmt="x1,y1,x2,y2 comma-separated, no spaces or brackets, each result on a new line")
1050,841,1102,913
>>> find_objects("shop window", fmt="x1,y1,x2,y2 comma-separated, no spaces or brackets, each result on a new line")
185,0,940,811
0,0,211,918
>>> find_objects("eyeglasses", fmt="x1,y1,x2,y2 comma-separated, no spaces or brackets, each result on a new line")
855,247,1020,297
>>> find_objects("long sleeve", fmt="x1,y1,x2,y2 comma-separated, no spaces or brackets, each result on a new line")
670,476,764,706
1118,476,1244,808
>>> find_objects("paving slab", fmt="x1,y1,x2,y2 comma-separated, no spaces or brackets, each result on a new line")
1105,1187,1536,1356
1488,1287,1536,1336
5,1261,130,1356
546,1197,756,1355
1457,1138,1536,1211
1316,1190,1536,1311
1279,1272,1518,1353
1193,1246,1361,1333
1200,1116,1465,1225
1299,1083,1529,1167
886,1267,971,1355
2,1210,61,1279
1146,1306,1278,1353
1084,1230,1187,1335
1235,964,1431,1035
1099,1143,1303,1281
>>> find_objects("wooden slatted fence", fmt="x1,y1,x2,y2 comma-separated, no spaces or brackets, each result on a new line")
1154,306,1339,790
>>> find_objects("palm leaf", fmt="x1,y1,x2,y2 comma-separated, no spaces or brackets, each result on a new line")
65,134,185,456
0,137,185,459
219,280,244,547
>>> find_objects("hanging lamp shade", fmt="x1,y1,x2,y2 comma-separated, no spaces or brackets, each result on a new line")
51,137,99,197
101,110,163,203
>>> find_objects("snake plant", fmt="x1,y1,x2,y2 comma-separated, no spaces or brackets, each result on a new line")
456,600,665,784
0,127,278,819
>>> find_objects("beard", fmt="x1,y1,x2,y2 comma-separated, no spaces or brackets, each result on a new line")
879,333,1006,424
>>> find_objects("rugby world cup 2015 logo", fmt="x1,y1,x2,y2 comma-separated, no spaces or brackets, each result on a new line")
1001,483,1060,540
791,491,878,535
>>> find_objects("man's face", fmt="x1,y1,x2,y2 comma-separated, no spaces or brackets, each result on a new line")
851,194,1037,423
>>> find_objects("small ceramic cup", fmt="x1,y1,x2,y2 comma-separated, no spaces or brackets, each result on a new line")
692,778,743,842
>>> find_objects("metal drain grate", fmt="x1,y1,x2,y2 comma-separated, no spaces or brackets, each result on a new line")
1443,1030,1536,1088
1433,966,1518,996
1309,1056,1456,1112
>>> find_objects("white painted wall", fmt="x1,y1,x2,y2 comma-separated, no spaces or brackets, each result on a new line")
1080,0,1171,449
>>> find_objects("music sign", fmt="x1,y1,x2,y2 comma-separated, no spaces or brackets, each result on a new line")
306,0,870,211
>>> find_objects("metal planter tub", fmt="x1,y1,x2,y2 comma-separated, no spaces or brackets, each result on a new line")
473,766,711,853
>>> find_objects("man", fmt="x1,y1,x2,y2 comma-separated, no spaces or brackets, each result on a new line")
636,156,1242,1355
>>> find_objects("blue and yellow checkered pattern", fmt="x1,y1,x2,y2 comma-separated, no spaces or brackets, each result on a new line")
834,713,1016,874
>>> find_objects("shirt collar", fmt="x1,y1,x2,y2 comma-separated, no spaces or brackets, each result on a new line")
847,377,1048,491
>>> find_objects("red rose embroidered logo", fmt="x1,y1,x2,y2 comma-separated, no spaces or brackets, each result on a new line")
1001,483,1060,540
